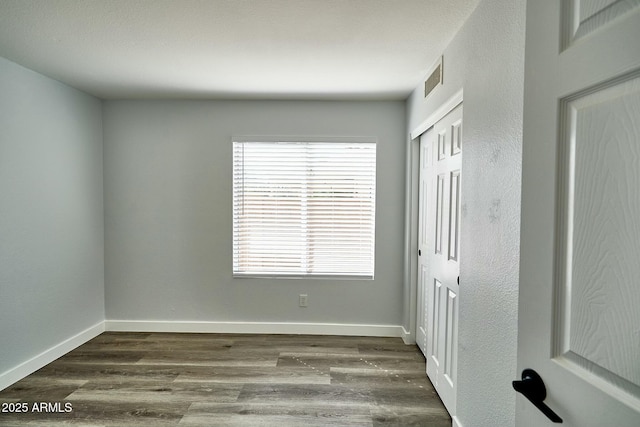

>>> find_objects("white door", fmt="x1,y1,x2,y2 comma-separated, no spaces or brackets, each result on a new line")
416,129,433,354
422,103,462,416
518,2,640,426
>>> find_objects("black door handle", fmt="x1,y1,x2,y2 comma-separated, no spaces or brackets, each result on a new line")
513,369,563,423
418,249,421,256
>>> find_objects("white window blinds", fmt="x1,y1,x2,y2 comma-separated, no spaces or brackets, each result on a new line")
233,140,376,278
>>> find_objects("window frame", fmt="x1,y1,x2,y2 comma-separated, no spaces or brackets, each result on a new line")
232,135,377,280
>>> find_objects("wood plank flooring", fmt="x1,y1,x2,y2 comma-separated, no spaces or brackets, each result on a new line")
0,332,451,426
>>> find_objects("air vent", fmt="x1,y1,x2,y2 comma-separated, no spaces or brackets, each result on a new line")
424,56,443,99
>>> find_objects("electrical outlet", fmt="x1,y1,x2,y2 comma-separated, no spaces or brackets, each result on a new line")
299,294,308,307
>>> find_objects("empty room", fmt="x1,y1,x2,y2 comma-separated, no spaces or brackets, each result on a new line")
1,1,639,426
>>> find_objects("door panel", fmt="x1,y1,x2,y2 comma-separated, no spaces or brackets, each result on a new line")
444,288,458,387
451,119,462,156
429,278,443,372
519,1,640,425
558,76,640,397
564,0,640,45
435,173,445,254
416,264,428,353
448,171,460,262
438,131,447,160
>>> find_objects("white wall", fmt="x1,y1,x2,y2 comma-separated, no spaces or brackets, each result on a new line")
406,0,526,425
103,100,406,330
0,57,105,387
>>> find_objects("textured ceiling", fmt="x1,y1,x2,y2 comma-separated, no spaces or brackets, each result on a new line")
0,0,480,100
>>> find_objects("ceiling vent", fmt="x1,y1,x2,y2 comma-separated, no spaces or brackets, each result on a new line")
424,56,443,99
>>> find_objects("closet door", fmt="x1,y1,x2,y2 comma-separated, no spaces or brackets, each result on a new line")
423,103,462,416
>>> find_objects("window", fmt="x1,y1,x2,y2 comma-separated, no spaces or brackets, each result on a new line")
233,139,376,278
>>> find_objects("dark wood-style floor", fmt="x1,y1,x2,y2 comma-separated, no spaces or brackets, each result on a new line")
0,332,450,426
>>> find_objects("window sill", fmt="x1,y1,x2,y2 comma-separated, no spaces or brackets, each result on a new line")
232,274,374,281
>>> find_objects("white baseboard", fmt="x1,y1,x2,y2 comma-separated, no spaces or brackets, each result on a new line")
105,320,404,337
452,415,463,427
401,326,415,345
0,321,105,391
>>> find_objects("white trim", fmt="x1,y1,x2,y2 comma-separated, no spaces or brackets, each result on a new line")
452,416,463,427
410,89,464,139
233,274,373,281
401,326,415,345
0,321,105,391
105,320,403,337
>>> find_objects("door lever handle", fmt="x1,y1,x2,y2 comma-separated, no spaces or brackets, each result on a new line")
513,369,563,423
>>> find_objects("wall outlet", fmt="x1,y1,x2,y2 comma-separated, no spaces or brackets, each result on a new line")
299,294,308,307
